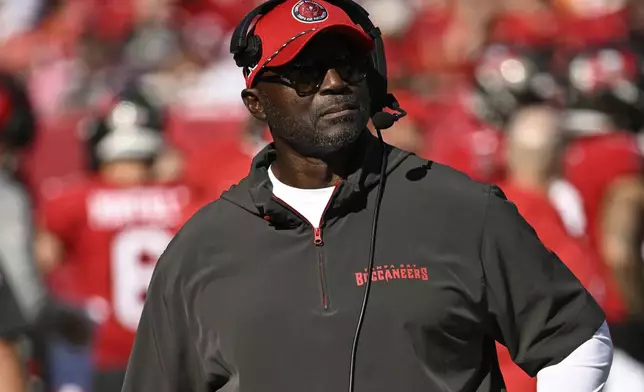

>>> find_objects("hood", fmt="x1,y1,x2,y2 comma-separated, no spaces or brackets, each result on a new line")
220,132,411,227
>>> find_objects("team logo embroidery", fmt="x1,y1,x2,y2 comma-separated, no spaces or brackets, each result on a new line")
292,0,328,23
355,264,429,287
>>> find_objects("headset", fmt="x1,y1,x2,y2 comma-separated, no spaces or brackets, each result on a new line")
230,2,405,392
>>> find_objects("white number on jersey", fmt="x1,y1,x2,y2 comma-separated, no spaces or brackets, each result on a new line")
549,178,587,238
111,227,173,331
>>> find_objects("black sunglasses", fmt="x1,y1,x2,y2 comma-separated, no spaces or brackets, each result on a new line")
256,56,371,96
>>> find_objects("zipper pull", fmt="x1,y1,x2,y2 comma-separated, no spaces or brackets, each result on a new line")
313,227,323,246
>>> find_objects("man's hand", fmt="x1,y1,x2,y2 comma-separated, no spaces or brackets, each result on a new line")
0,338,26,392
34,229,64,275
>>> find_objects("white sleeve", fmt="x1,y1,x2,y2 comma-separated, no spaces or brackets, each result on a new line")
536,321,613,392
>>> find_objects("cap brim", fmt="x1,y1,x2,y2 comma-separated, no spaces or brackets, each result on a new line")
266,24,374,69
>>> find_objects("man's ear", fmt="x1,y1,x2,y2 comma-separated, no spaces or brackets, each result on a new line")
242,89,267,122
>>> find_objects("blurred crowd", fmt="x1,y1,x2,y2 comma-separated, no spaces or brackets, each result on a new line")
2,0,644,391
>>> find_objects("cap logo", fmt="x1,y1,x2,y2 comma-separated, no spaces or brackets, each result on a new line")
292,0,328,24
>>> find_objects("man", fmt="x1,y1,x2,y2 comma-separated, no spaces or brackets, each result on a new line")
0,72,47,392
0,71,95,392
123,1,612,391
0,149,35,392
497,106,611,392
559,43,644,367
501,106,604,296
36,85,191,392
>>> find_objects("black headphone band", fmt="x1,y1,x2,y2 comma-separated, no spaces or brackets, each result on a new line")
230,0,285,58
231,0,383,71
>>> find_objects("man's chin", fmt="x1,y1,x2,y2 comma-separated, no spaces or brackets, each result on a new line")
294,128,364,159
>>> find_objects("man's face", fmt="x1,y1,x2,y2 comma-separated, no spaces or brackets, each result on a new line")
242,32,372,158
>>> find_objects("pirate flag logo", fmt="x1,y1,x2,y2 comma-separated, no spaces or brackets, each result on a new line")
292,0,328,23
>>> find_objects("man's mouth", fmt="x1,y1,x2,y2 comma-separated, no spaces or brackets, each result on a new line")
320,103,360,118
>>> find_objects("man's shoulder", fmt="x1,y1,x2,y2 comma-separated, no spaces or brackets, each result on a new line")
393,155,497,207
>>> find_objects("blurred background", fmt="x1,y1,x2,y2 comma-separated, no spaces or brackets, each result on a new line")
2,0,644,391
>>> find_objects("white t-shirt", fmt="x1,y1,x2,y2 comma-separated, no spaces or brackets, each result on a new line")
268,165,335,227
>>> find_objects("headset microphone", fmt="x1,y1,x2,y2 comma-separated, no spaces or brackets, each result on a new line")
371,112,396,130
371,95,408,130
371,107,407,130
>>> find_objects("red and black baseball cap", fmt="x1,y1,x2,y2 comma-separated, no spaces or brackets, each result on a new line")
242,0,374,88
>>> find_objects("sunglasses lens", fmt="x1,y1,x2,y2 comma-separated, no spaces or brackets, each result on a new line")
270,56,371,95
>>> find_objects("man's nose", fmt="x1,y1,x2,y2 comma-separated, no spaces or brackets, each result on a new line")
319,68,350,94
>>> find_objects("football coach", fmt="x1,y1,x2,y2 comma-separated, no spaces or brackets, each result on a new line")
122,1,613,391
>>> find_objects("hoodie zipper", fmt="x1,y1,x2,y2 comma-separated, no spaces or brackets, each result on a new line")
313,227,329,310
272,182,341,311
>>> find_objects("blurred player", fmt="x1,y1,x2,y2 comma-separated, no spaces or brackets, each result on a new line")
36,85,191,392
557,44,644,382
560,44,644,315
0,71,43,392
497,105,610,391
503,105,605,291
0,70,96,392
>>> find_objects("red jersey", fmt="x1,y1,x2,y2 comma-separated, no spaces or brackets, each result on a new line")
39,177,191,370
496,181,607,392
563,132,641,321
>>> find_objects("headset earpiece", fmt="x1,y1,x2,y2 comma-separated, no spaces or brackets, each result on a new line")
231,0,285,69
234,34,263,69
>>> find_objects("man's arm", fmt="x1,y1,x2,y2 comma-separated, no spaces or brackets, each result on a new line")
0,339,26,392
536,321,612,392
0,184,46,392
600,176,644,317
0,185,46,324
34,228,65,275
0,273,29,392
481,185,610,384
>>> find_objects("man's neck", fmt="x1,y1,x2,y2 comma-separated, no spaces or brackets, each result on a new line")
271,140,358,189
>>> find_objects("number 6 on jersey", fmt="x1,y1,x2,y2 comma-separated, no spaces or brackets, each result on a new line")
111,227,173,331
